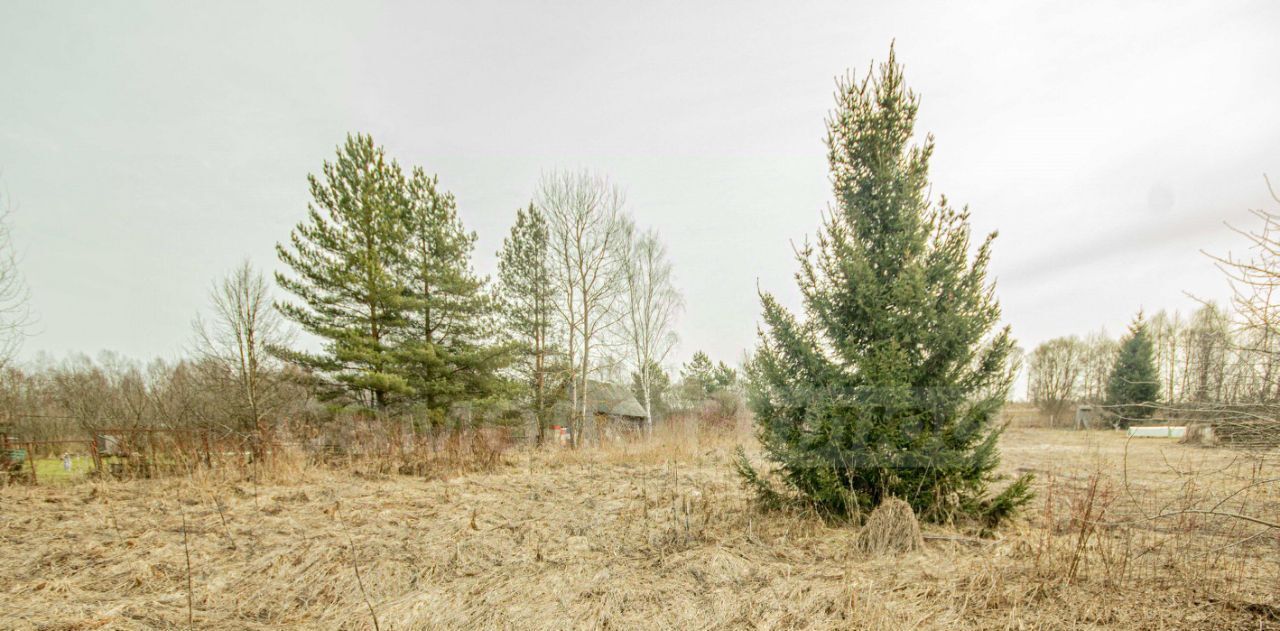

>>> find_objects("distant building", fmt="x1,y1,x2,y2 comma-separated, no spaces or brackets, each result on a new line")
553,380,647,441
1074,405,1098,430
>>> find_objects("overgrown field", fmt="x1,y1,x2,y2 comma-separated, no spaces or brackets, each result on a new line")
3,426,1278,630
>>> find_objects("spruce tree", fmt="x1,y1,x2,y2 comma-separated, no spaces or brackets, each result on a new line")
275,134,411,408
496,203,558,443
739,48,1031,526
395,167,510,430
1105,312,1161,427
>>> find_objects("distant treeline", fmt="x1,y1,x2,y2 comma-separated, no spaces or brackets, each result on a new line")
2,135,750,446
1027,190,1280,425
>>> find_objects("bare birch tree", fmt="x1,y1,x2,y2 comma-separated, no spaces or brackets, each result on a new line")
192,260,292,434
538,170,629,445
619,224,681,434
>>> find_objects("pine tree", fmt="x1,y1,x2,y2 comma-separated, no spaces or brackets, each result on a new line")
275,134,411,409
680,351,717,399
739,47,1031,527
395,167,510,430
712,361,738,391
1105,312,1161,427
497,203,558,443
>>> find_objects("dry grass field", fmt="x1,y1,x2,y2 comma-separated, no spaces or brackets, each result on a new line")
2,423,1278,630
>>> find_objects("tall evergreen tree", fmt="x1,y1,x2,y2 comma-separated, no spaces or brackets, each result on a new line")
739,48,1031,526
497,203,558,443
275,134,411,409
395,167,510,429
1105,312,1161,427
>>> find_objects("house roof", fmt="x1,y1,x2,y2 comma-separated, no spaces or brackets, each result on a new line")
581,380,647,419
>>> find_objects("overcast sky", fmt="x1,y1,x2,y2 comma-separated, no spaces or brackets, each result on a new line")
2,0,1278,374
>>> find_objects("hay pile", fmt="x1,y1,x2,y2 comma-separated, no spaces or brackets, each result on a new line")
856,498,923,555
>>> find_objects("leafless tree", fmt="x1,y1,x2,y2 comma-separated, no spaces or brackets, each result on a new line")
1205,176,1280,402
0,187,31,369
1148,309,1185,402
1078,329,1119,404
537,171,630,445
1027,336,1085,426
192,260,293,434
1182,303,1232,403
619,224,682,434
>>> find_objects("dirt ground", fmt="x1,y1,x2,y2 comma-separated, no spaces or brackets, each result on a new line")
2,426,1277,630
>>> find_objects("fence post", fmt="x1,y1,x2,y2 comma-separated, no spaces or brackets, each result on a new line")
89,435,101,476
26,441,37,484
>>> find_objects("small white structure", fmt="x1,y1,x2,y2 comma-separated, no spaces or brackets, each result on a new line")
1127,426,1186,439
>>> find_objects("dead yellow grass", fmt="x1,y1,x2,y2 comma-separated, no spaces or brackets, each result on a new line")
2,425,1277,629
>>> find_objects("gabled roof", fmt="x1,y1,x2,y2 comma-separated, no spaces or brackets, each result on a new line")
552,380,647,420
582,380,647,419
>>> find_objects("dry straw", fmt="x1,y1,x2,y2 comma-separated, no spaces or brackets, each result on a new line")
1,422,1276,629
856,497,924,555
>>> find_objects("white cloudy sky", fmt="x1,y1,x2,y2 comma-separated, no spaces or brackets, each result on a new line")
1,0,1278,372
